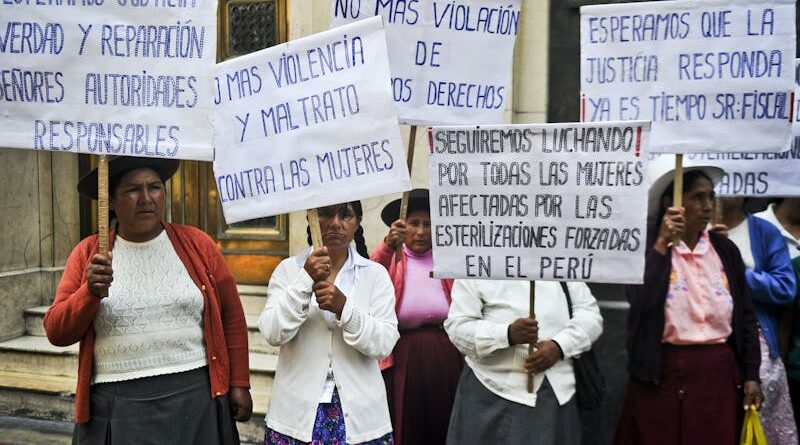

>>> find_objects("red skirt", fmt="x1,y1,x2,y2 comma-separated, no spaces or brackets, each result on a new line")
382,327,464,445
614,344,742,445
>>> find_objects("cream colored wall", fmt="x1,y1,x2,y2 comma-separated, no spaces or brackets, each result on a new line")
287,0,550,255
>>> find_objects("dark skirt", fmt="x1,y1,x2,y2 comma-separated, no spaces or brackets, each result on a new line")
382,327,463,445
614,344,741,445
446,366,580,445
72,367,239,445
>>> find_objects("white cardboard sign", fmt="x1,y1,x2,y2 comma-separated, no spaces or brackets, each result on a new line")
428,121,651,284
213,17,410,224
581,0,795,154
331,0,521,126
0,0,217,161
647,137,800,197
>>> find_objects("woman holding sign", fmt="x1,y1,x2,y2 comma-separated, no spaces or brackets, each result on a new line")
259,201,399,445
614,157,763,445
444,279,602,445
45,156,252,444
370,189,464,445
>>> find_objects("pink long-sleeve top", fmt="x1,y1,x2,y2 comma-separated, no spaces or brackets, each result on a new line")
396,245,450,330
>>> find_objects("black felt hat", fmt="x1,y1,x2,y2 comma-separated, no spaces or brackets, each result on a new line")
77,156,180,200
380,188,431,226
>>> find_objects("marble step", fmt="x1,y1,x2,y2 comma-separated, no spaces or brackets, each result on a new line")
238,284,268,317
0,334,276,443
23,306,48,337
0,335,276,415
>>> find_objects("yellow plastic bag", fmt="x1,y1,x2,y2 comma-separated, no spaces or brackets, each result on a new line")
740,406,767,445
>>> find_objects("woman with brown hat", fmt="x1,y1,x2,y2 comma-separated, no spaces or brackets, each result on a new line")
370,188,464,445
614,155,763,444
44,156,252,444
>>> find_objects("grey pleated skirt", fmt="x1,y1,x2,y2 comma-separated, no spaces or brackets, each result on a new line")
446,366,580,445
72,367,239,445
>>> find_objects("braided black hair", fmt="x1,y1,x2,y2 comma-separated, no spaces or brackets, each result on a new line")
306,200,368,258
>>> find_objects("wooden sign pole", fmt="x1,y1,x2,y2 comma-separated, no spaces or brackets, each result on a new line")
395,125,418,262
97,155,110,257
527,280,536,393
307,208,324,249
672,154,683,246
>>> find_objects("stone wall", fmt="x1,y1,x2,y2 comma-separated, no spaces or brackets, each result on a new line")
0,150,79,340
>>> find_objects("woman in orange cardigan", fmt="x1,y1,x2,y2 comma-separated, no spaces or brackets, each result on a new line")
370,189,463,445
44,157,251,444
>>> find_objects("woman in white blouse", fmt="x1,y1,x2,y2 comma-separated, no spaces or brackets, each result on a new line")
444,280,603,445
259,201,400,445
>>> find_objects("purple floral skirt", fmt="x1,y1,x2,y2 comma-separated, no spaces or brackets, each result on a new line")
264,390,394,445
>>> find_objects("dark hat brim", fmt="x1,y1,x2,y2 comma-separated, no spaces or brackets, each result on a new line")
77,156,180,200
381,188,431,226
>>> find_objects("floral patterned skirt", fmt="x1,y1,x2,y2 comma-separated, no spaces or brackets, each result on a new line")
264,390,394,445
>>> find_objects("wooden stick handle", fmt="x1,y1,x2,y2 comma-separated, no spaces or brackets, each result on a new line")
307,209,323,249
395,125,418,262
527,280,536,393
672,154,683,246
713,197,723,226
97,155,109,257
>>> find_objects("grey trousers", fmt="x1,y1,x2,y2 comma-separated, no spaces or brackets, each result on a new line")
446,366,580,445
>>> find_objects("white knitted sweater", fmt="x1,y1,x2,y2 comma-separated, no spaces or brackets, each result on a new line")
92,231,207,384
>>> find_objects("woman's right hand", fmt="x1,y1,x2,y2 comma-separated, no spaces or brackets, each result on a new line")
654,207,685,254
87,253,113,298
304,247,331,283
508,317,538,346
384,219,407,249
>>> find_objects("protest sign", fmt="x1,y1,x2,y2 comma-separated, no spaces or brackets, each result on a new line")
647,139,800,197
581,0,795,154
213,17,411,224
0,0,216,161
794,58,800,137
428,121,651,284
331,0,521,126
669,59,800,197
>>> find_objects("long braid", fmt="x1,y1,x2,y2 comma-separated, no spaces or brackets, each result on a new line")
353,226,369,259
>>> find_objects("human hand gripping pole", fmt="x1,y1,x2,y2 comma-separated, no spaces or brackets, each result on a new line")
395,125,417,262
305,209,346,317
91,155,112,298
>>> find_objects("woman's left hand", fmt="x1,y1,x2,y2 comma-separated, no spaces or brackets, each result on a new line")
229,387,253,422
313,281,347,317
743,380,764,411
525,341,561,373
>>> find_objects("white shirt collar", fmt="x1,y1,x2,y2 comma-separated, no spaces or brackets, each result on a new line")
757,204,799,247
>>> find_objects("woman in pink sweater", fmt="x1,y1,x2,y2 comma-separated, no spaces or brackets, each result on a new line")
370,189,463,445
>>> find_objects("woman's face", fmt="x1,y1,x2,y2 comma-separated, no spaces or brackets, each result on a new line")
110,167,165,242
405,210,432,254
682,176,715,235
317,204,360,252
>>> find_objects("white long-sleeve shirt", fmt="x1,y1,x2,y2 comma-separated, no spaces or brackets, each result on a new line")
445,279,603,408
258,246,399,443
